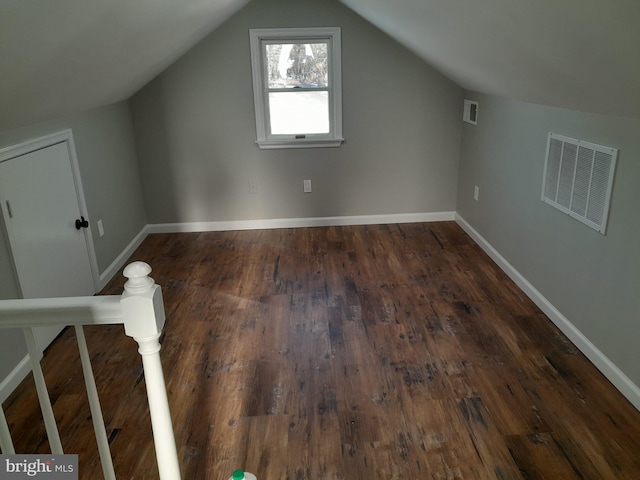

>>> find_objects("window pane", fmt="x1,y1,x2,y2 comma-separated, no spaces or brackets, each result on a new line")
269,91,329,135
265,43,328,88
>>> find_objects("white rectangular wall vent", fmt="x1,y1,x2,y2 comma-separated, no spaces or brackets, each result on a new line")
541,133,617,234
463,100,478,125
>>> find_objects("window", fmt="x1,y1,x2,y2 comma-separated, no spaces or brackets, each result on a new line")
249,27,343,149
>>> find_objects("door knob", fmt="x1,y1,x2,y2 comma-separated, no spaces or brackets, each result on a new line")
75,216,89,229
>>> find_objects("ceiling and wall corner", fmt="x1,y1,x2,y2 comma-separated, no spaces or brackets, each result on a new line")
129,0,464,224
340,0,640,120
0,0,250,132
1,0,639,132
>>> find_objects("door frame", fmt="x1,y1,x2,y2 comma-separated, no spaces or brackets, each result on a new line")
0,129,100,295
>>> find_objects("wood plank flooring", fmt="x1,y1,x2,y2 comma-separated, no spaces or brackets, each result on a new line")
3,222,640,479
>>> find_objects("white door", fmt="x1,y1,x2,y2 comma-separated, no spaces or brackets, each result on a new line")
0,140,96,350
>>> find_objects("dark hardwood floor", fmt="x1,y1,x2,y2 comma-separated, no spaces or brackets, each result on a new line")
4,222,640,479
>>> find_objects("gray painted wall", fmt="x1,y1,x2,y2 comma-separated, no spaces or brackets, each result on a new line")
131,0,464,224
457,92,640,387
0,101,146,382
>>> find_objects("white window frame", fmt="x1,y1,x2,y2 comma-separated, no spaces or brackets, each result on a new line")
249,27,344,149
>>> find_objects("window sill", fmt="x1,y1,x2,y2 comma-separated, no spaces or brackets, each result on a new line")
256,138,344,150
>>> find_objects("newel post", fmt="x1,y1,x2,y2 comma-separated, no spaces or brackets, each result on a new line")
121,262,181,480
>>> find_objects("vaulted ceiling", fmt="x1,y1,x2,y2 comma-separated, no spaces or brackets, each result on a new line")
341,0,640,120
1,0,638,131
0,0,250,131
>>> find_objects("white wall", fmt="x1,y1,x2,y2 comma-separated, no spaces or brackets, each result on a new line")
0,101,146,383
131,0,464,224
0,102,147,274
457,92,640,391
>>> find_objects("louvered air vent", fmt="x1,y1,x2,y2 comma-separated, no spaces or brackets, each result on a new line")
542,133,617,234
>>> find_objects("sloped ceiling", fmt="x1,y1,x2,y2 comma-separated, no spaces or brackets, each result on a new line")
0,0,249,131
1,0,638,132
342,0,640,120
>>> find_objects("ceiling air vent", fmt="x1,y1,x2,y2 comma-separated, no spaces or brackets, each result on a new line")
541,133,617,234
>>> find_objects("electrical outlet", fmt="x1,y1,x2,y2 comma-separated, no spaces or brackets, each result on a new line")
248,179,258,195
473,186,479,201
97,219,105,237
304,179,312,193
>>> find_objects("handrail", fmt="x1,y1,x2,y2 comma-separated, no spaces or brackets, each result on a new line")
0,261,181,480
0,295,123,328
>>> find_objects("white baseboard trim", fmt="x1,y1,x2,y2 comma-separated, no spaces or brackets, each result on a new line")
97,225,150,290
0,354,31,405
17,212,637,412
0,213,453,403
147,211,456,234
455,213,640,412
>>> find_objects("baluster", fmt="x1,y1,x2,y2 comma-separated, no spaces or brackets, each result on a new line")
121,262,181,480
23,327,63,454
0,404,15,454
75,325,116,480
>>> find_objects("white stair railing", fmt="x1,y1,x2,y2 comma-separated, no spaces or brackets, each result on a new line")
0,261,180,480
